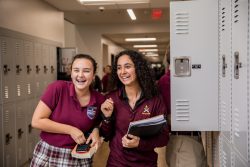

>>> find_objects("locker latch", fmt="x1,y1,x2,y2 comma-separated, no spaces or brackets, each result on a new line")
51,66,55,73
174,57,191,77
5,133,12,145
3,64,10,74
234,51,242,79
28,124,32,133
16,65,22,74
18,128,24,139
27,65,32,74
44,65,48,73
36,65,40,73
222,55,227,77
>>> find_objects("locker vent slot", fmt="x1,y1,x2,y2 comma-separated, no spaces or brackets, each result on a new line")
16,42,20,55
221,102,226,126
175,12,189,34
222,150,227,166
2,40,6,55
17,84,21,96
175,100,190,121
27,83,31,95
233,0,239,23
221,7,226,31
17,107,24,119
4,110,9,124
4,86,9,99
233,108,240,137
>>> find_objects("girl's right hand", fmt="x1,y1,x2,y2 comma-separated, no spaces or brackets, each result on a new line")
69,126,86,144
101,98,114,117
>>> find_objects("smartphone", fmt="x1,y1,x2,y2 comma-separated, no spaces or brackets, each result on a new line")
76,143,90,152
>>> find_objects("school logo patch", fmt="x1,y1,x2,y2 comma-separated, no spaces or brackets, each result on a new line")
142,105,150,115
87,106,97,119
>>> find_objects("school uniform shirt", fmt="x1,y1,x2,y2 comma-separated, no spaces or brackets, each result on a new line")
101,88,169,167
40,80,105,149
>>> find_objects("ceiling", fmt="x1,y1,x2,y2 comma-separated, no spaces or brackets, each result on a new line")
43,0,170,63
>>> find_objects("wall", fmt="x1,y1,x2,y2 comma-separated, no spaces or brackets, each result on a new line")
0,0,64,44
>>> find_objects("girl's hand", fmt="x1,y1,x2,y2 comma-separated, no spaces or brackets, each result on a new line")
69,126,86,144
101,98,114,117
121,134,140,148
86,128,103,150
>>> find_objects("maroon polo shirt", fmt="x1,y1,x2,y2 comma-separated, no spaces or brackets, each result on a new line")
40,80,105,148
158,70,171,115
101,88,169,167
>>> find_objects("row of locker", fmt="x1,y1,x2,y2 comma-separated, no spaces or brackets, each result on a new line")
0,36,57,104
219,0,249,166
0,33,58,166
170,0,250,166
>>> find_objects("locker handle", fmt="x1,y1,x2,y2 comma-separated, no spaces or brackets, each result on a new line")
27,65,32,73
51,66,55,73
44,65,48,73
16,65,22,74
18,128,24,138
5,133,12,145
222,55,227,77
234,51,242,79
36,65,40,73
28,124,32,133
3,64,10,74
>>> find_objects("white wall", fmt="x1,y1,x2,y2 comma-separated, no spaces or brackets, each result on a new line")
0,0,64,44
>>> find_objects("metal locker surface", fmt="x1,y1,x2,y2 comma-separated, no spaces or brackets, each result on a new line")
170,0,219,131
1,36,16,103
3,103,16,167
233,151,248,167
231,0,249,161
0,105,3,167
41,44,50,93
220,137,232,167
23,40,34,98
219,0,232,142
48,46,57,83
16,100,28,166
34,42,43,97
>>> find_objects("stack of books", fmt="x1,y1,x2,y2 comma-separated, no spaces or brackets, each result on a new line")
127,114,167,138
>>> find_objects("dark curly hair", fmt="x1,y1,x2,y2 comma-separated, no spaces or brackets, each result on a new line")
111,50,158,99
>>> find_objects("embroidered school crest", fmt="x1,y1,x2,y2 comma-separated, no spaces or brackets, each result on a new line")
142,105,150,115
87,106,97,119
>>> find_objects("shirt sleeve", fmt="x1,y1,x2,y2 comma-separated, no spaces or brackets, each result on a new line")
137,96,169,151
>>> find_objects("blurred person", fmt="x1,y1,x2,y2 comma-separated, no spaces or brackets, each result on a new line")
102,65,113,93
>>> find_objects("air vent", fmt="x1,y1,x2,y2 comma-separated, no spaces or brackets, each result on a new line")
221,7,226,31
27,83,31,95
222,150,227,167
175,12,189,34
233,108,240,137
4,86,9,99
4,110,9,124
2,40,6,55
221,102,226,126
175,99,190,121
17,84,21,96
233,0,239,23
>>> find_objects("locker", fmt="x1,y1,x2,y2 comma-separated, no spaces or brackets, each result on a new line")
0,105,3,167
219,0,232,141
34,42,43,97
48,46,57,83
231,0,249,161
233,151,248,167
41,44,50,92
23,40,35,98
14,38,26,101
3,103,16,167
1,36,16,103
220,137,232,167
170,0,219,131
16,100,28,166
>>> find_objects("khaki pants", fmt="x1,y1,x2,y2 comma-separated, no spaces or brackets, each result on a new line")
166,135,207,167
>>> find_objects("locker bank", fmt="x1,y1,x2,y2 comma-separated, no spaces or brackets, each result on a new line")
0,0,249,167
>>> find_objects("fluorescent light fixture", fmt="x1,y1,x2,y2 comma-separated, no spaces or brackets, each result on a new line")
125,38,156,42
139,49,159,52
127,9,136,21
78,0,149,5
145,53,159,57
133,44,158,48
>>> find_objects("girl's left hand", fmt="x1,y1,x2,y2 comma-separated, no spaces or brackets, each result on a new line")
86,128,103,149
122,134,140,148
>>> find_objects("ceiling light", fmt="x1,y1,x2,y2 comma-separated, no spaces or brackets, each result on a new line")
78,0,149,5
127,9,136,21
125,38,156,42
139,49,159,52
133,45,158,48
145,53,159,57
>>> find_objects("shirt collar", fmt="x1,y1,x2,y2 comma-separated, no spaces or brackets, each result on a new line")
69,82,96,106
119,86,145,108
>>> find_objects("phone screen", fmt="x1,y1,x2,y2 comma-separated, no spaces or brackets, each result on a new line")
76,143,90,152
